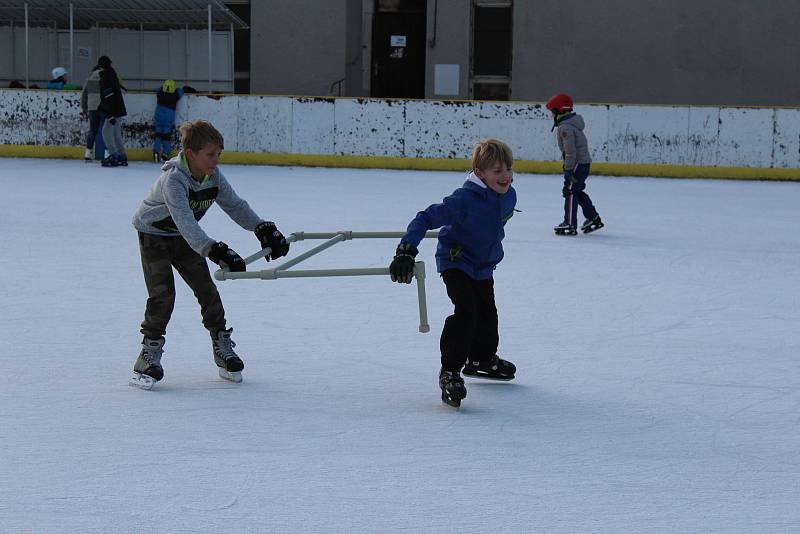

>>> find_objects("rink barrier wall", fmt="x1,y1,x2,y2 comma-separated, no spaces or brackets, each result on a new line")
1,89,798,180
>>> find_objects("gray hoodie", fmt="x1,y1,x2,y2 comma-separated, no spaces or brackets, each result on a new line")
132,153,263,257
555,113,592,170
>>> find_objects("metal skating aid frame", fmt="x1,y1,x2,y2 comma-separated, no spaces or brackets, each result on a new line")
213,231,439,332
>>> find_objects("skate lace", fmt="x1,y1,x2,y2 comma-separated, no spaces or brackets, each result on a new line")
214,336,238,361
142,344,163,365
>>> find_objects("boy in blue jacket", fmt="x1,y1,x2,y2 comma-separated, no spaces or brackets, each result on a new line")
389,139,517,407
152,79,184,163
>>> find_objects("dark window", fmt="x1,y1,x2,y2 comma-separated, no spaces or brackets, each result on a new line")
473,82,510,101
473,6,512,76
376,0,426,13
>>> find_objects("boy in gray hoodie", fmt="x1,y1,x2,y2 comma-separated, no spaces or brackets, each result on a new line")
129,120,290,389
546,93,603,235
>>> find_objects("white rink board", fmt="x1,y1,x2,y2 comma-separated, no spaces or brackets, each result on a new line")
0,88,798,169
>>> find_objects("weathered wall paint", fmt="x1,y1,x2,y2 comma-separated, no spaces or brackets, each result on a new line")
1,89,798,171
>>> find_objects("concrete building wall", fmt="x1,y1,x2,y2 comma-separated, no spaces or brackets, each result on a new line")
512,0,800,106
249,0,348,96
248,0,799,106
426,0,471,99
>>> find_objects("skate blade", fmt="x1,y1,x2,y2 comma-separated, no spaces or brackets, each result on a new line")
462,371,515,381
582,224,604,234
218,369,243,383
129,372,156,390
441,394,462,408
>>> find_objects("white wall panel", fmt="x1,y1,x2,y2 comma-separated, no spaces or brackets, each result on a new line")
405,100,481,159
773,108,800,169
237,96,292,153
292,98,335,155
0,89,797,173
576,105,610,164
0,90,47,145
45,91,83,147
686,107,720,166
607,106,690,164
717,108,774,168
334,98,404,157
184,95,239,150
477,102,553,162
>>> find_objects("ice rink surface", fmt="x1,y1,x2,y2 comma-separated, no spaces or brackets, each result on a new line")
1,157,799,533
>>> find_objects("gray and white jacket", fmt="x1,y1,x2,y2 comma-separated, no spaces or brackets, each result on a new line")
132,153,264,257
80,68,102,114
555,113,592,170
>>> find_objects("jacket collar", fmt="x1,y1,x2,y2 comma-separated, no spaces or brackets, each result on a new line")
551,111,576,131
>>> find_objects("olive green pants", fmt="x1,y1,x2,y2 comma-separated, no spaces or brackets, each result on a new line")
138,232,226,339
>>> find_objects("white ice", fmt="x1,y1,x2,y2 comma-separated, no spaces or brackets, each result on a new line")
1,157,799,533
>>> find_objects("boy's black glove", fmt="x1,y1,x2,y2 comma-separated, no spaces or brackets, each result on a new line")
389,243,418,284
254,221,290,261
208,241,246,272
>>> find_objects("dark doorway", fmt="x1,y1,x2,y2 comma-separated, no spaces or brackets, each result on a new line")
371,0,426,99
225,2,251,94
472,3,512,100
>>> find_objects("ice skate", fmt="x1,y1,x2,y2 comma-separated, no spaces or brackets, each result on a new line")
439,368,467,408
212,328,244,382
84,148,93,162
581,215,604,234
554,221,577,235
129,336,165,390
101,154,119,167
463,355,516,381
152,151,162,163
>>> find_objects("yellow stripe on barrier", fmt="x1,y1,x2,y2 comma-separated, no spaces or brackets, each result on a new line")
1,144,798,181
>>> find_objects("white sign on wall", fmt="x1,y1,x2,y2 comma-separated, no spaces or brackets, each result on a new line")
434,64,460,96
390,35,407,47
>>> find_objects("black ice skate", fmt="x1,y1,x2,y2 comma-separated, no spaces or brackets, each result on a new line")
439,368,467,408
129,336,165,390
101,155,119,167
581,215,604,234
463,355,516,381
554,221,577,235
212,328,244,382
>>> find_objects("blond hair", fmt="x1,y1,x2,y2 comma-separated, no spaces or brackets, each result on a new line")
179,120,224,152
471,138,513,171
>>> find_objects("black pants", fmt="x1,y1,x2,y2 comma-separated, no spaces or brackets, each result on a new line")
138,232,226,339
440,269,499,372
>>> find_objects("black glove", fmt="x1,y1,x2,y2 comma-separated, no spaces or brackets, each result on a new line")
389,243,418,284
208,242,246,272
255,221,290,261
109,117,117,125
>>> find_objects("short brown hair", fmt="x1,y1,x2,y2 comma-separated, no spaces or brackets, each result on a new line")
179,120,224,152
471,138,513,171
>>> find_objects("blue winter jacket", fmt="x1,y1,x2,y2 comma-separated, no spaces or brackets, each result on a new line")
153,87,184,126
401,173,517,280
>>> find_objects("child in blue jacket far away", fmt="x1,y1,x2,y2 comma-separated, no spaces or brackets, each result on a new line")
152,79,184,163
389,138,518,408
